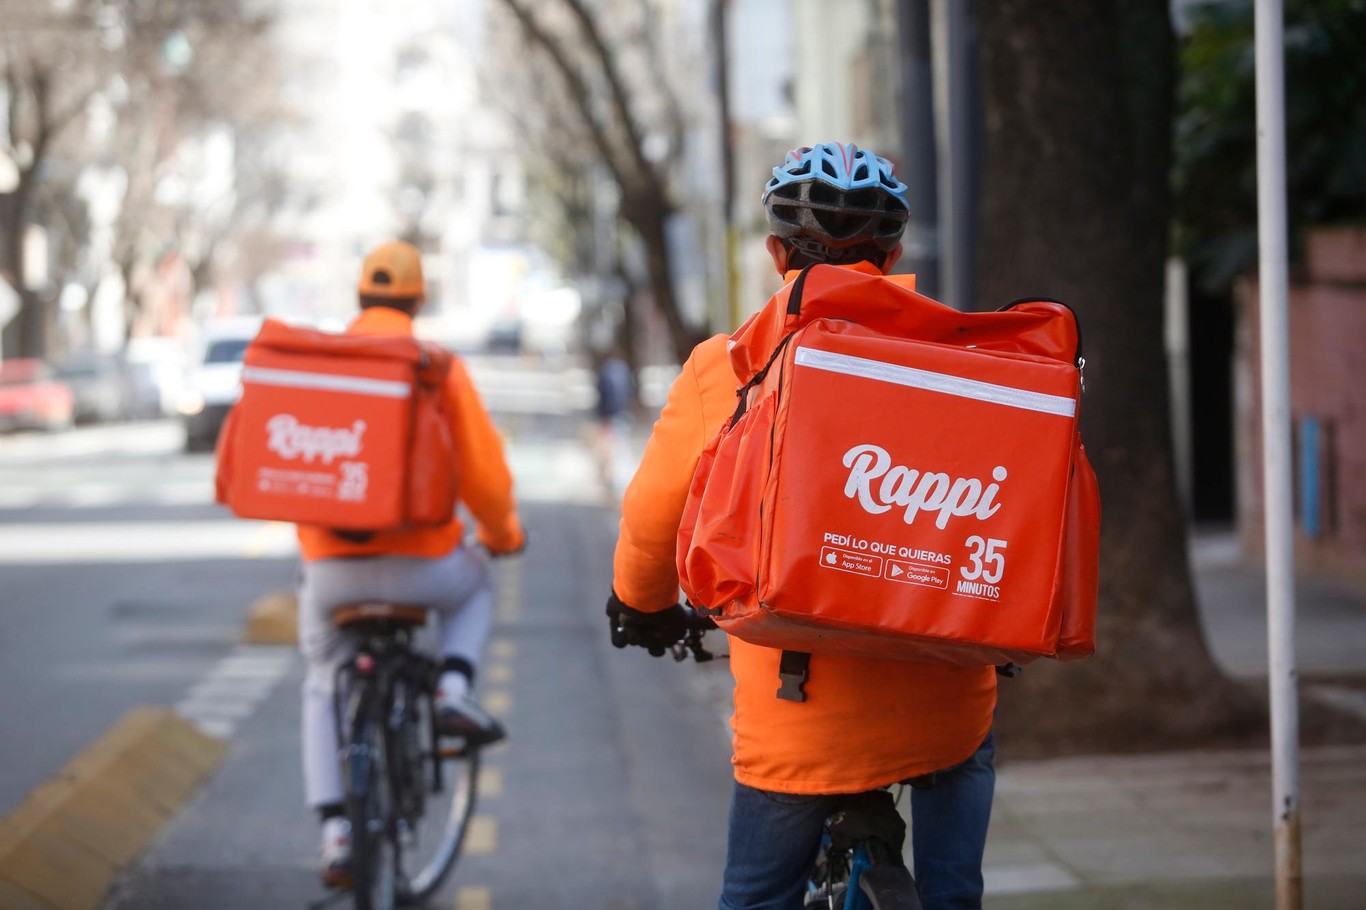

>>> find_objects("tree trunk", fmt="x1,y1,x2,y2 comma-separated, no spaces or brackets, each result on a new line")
975,0,1264,754
1,179,43,359
626,201,697,365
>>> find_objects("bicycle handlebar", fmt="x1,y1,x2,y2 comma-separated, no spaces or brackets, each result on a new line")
672,607,718,663
610,604,720,662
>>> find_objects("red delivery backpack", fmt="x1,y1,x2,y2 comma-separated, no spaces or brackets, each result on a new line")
215,318,458,531
677,264,1100,697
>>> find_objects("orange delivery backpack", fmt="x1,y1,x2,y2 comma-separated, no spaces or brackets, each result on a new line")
677,264,1100,699
214,318,458,531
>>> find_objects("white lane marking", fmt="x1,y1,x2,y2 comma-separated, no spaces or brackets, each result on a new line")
0,520,296,563
0,482,212,511
193,718,238,739
174,697,258,720
187,677,280,702
176,646,295,739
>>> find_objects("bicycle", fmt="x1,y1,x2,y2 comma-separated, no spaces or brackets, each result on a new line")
661,610,924,910
802,788,922,910
328,601,484,910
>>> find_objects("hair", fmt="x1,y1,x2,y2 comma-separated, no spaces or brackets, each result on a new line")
359,293,421,315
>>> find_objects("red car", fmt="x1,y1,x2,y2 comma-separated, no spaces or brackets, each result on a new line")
0,358,75,432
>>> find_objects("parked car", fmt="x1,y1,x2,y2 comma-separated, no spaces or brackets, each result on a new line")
55,354,128,424
180,318,261,451
0,359,75,432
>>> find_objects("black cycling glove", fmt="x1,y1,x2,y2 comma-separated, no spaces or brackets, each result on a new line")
606,591,689,657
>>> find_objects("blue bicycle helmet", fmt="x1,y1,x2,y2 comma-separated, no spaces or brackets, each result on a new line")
762,143,909,260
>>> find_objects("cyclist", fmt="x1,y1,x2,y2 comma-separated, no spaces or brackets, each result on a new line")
607,144,996,910
297,240,526,887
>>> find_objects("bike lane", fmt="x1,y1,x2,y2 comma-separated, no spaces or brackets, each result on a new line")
102,499,734,909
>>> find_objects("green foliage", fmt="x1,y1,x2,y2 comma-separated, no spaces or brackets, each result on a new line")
1174,0,1366,291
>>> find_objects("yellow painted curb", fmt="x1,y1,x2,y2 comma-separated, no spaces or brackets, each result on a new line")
0,708,226,910
243,590,298,646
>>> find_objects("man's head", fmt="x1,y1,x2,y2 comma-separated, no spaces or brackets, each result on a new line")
358,240,425,315
762,143,910,275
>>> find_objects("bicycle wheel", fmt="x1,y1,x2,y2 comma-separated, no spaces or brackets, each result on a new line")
393,687,482,905
345,696,398,910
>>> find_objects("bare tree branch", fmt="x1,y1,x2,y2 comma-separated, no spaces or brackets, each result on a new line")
493,0,637,196
560,0,661,194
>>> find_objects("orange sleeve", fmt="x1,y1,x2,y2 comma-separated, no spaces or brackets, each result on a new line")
445,356,524,553
612,335,733,612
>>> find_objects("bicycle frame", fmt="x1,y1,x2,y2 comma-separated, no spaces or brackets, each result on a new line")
331,618,484,910
798,788,922,910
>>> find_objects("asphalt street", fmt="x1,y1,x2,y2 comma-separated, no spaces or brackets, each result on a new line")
0,393,734,909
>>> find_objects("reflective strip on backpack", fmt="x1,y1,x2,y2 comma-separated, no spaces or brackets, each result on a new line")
793,347,1076,417
241,366,412,399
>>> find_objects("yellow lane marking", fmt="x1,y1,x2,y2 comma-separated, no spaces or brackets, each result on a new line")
477,766,504,799
454,886,492,910
464,816,498,855
489,639,516,660
483,690,513,715
242,590,298,646
0,709,225,909
486,662,513,685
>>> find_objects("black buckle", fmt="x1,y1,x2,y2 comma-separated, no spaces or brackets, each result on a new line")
776,650,810,702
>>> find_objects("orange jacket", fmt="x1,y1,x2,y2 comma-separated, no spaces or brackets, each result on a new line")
613,265,996,794
296,307,524,561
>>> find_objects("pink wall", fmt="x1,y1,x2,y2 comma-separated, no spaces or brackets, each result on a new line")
1236,227,1366,582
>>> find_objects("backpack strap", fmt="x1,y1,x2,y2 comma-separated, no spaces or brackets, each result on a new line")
731,263,821,425
777,650,811,702
785,262,819,316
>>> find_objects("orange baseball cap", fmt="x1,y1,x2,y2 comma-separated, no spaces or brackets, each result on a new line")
358,240,425,299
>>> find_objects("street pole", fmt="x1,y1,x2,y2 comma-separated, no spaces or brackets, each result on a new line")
1253,1,1303,907
895,0,940,294
929,0,977,311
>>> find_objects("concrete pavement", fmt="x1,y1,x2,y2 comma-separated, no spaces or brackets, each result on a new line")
979,531,1366,909
611,415,1366,907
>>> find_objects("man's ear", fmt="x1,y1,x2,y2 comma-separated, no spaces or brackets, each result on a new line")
880,242,904,274
765,235,790,275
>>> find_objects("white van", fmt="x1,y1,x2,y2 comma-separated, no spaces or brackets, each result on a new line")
179,317,263,451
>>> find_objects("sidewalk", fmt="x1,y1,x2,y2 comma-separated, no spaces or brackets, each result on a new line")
981,530,1366,909
613,417,1366,906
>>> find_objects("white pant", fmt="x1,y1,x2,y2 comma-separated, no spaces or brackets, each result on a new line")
298,547,494,808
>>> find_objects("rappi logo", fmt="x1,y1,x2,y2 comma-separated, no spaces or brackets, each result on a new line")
266,414,367,465
842,443,1006,529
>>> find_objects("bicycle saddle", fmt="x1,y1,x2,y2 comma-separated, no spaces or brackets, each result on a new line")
331,601,430,630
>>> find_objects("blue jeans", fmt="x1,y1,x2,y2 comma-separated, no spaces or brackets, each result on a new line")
718,732,996,910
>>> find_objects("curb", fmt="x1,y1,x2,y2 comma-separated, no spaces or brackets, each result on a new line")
0,708,225,910
243,590,298,646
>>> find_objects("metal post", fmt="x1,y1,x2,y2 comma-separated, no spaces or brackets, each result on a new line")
929,0,977,311
1253,1,1303,907
894,0,940,294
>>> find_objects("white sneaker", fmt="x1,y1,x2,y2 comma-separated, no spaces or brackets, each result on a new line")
320,816,352,888
434,689,507,746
